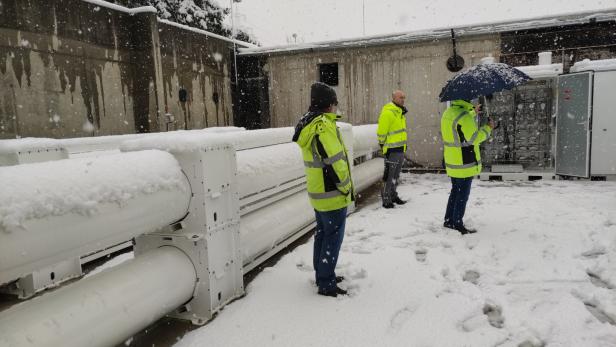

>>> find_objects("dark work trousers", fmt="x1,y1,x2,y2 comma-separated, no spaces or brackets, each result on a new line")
382,150,405,205
444,177,473,228
313,207,347,292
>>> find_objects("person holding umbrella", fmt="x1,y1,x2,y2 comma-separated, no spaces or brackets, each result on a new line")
440,100,493,234
438,63,531,235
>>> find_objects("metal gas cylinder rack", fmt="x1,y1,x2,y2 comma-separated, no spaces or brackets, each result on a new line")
482,79,555,171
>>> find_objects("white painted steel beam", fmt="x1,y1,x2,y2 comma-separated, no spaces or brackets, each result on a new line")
0,246,196,347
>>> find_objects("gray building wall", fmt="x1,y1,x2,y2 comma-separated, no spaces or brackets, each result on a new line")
158,22,234,131
265,34,500,167
0,0,236,139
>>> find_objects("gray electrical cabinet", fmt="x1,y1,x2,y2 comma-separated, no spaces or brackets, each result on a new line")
556,70,616,178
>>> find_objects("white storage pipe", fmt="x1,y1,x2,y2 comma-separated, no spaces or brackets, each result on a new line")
0,151,192,285
353,158,385,192
0,246,196,347
241,158,384,267
241,189,313,266
352,124,379,158
62,127,245,154
236,142,304,200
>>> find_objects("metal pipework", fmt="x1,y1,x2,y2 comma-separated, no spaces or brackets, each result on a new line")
353,158,384,192
0,125,384,347
240,157,384,271
352,124,379,158
241,190,313,270
0,246,196,347
0,151,192,285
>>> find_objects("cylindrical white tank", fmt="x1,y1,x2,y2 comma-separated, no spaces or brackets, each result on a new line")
240,158,384,267
538,51,552,65
0,150,192,285
353,158,385,192
241,190,313,267
352,124,379,158
236,142,303,199
0,246,196,347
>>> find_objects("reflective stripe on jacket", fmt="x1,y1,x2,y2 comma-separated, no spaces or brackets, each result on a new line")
377,102,407,154
293,112,354,212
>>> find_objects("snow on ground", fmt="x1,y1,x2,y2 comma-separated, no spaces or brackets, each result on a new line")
176,173,616,347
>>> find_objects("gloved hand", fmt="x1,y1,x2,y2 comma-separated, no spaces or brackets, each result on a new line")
487,118,495,129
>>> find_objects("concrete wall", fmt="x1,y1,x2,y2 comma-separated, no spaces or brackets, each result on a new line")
158,22,233,131
265,34,500,167
0,0,235,139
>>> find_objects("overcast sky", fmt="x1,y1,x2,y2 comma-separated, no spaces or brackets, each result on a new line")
227,0,616,46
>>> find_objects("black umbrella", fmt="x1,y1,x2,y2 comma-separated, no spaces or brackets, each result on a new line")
439,63,531,102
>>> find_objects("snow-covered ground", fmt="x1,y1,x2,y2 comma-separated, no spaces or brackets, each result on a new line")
174,173,616,347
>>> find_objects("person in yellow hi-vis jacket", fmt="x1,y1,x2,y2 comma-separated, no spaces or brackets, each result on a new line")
377,90,408,209
441,99,494,235
292,82,354,297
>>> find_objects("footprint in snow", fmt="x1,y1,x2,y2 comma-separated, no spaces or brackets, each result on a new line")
517,338,546,347
350,246,373,254
462,270,480,285
295,260,313,272
587,271,613,289
483,303,505,328
581,248,606,259
389,305,417,332
415,248,428,263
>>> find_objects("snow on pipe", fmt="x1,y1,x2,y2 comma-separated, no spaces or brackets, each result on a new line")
0,127,246,158
0,126,380,284
0,246,196,347
61,127,245,154
352,124,379,158
235,131,377,198
354,158,385,192
120,127,294,154
0,150,192,286
236,142,303,200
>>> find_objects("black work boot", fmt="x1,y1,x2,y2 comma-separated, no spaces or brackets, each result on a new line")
393,197,407,205
456,225,477,235
383,203,395,209
318,286,348,297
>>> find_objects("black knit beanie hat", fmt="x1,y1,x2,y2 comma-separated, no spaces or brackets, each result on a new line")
309,82,338,112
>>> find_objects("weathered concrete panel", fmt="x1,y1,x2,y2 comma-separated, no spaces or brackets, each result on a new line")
265,34,500,167
0,0,151,138
0,0,237,139
158,22,234,131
